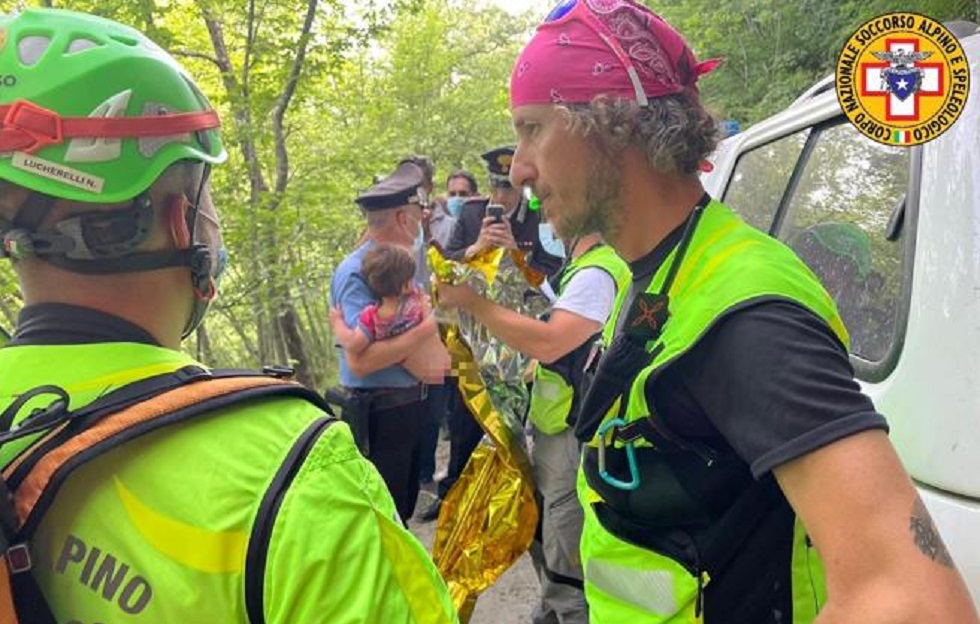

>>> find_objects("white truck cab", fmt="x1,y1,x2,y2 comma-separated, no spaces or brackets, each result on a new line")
702,21,980,606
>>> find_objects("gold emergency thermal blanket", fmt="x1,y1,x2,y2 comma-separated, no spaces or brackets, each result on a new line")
429,247,547,622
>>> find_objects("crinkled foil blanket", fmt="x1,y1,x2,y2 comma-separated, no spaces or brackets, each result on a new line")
428,247,549,622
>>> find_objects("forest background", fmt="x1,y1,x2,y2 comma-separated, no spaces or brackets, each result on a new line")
0,0,976,388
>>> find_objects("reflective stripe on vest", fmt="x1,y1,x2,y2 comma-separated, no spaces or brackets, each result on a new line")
577,471,707,624
579,201,846,623
528,245,629,434
586,560,679,615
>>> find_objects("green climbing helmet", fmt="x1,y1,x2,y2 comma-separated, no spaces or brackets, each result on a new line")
0,7,226,204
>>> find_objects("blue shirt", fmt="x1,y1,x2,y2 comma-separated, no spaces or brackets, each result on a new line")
330,241,418,388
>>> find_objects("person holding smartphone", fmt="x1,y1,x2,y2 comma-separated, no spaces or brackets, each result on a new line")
443,146,563,276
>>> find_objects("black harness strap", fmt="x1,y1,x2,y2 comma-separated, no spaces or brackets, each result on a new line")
613,415,719,467
244,416,339,624
540,564,585,591
0,386,68,436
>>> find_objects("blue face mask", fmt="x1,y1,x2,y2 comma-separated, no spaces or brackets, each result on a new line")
446,196,466,218
538,223,565,259
214,247,229,286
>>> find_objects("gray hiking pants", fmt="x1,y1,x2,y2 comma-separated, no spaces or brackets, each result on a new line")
529,426,589,624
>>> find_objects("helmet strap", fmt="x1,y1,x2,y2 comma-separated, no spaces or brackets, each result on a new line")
183,244,215,339
186,163,212,241
181,164,216,338
0,192,203,284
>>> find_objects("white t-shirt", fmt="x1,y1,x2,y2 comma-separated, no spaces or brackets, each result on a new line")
551,267,617,325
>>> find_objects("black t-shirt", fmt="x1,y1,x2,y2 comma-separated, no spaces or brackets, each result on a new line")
627,224,888,478
614,220,888,622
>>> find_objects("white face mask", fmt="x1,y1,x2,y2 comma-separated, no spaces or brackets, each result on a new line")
183,188,226,339
414,220,425,253
402,208,424,253
538,223,565,259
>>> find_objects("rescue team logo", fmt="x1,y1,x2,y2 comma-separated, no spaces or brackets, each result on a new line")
836,13,969,146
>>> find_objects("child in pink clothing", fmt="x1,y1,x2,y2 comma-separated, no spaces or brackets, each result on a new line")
358,285,426,341
333,243,449,382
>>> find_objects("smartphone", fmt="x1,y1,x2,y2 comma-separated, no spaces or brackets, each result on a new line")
486,203,505,223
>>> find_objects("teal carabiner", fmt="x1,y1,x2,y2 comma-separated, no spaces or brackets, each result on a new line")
596,418,641,491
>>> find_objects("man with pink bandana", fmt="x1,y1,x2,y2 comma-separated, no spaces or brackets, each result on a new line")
508,1,978,623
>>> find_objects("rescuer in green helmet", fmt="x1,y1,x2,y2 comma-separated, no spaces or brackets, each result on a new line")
0,8,456,624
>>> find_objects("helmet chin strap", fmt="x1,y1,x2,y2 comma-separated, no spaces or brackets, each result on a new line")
181,163,216,339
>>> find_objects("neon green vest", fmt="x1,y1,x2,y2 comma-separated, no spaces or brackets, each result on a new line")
578,201,846,623
0,342,457,624
528,245,630,434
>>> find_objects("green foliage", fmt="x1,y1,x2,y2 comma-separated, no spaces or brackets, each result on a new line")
0,0,976,383
0,0,534,387
656,0,979,125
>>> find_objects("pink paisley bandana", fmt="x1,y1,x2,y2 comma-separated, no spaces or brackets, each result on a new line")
510,0,720,107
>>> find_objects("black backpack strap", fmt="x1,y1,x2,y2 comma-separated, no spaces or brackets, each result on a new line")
0,477,57,624
244,416,340,624
0,386,69,435
5,561,57,624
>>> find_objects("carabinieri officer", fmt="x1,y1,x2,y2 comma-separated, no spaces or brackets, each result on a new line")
330,161,439,523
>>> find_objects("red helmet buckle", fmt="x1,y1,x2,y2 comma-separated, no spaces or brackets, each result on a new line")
1,100,64,154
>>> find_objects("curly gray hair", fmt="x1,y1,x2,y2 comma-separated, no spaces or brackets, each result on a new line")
561,92,719,175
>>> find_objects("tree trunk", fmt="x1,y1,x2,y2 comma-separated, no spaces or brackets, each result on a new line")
279,302,315,388
271,306,289,367
202,0,319,382
299,286,328,366
216,304,261,364
196,323,214,364
263,0,319,386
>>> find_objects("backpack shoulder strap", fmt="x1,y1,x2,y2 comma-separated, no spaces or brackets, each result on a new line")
9,370,329,538
0,369,331,624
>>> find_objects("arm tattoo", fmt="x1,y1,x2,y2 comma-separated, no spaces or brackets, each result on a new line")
910,495,954,568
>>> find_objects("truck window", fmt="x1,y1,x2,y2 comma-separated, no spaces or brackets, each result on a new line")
722,129,810,233
774,122,909,362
